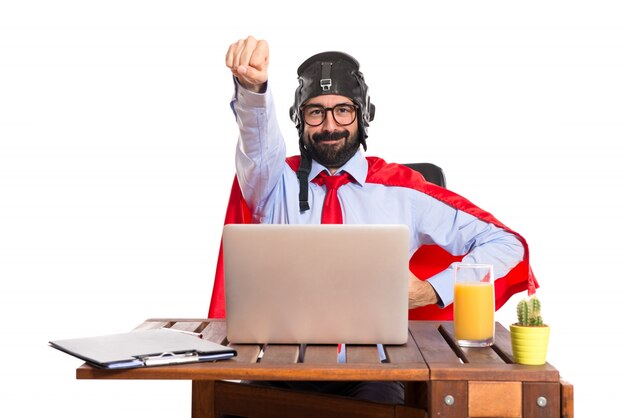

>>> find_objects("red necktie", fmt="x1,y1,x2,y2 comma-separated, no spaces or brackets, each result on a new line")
313,171,352,224
313,171,352,353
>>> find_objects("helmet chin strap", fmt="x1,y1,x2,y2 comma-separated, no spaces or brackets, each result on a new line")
297,139,312,212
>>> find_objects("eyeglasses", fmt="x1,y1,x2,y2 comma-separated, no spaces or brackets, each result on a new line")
301,103,358,127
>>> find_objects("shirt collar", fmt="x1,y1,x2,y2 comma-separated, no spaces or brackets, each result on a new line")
309,150,367,187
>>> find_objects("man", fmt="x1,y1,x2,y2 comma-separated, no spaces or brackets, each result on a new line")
218,36,536,405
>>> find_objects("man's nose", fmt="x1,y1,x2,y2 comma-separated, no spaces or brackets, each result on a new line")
321,109,338,129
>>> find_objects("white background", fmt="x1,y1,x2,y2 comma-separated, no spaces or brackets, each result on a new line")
1,1,624,416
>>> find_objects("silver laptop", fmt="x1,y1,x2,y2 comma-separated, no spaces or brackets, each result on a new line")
223,224,409,344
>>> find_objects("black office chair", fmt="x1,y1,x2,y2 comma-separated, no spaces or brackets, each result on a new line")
403,163,446,188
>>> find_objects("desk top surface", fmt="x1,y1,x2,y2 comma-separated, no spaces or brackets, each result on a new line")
77,319,560,382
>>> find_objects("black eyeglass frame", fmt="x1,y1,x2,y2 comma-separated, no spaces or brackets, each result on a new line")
300,103,359,127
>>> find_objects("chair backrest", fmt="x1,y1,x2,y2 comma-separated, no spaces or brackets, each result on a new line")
403,163,446,188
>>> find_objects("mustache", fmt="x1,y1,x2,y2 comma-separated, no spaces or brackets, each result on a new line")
312,130,349,142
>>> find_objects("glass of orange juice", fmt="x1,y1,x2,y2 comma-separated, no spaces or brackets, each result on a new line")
453,263,495,347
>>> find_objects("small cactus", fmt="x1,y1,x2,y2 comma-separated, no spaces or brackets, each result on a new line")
516,296,544,326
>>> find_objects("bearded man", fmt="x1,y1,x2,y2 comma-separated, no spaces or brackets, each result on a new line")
216,35,536,405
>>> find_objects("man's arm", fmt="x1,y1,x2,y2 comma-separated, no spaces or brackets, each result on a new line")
424,209,525,308
225,37,286,219
404,185,526,309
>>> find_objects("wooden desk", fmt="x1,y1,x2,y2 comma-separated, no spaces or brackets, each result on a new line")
77,319,573,418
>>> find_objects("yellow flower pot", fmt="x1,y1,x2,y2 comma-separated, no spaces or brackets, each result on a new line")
509,324,550,365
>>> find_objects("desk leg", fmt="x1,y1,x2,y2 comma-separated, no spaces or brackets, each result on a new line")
523,382,561,418
192,380,216,418
429,381,467,418
560,380,574,418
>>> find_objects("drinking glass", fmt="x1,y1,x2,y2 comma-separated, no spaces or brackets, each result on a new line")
453,263,495,347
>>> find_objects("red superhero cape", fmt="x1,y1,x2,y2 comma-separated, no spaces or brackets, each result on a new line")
208,156,538,320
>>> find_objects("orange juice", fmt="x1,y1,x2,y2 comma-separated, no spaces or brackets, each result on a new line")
454,282,495,342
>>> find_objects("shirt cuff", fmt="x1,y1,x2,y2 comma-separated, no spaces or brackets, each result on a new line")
426,266,455,308
232,77,269,108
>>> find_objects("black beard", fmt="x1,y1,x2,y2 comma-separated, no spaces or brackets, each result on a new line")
305,129,361,169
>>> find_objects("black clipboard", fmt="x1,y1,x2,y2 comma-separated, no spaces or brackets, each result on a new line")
49,328,236,369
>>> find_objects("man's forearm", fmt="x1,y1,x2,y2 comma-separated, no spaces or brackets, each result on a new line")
232,80,286,215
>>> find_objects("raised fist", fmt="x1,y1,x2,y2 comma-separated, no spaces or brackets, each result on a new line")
225,36,269,92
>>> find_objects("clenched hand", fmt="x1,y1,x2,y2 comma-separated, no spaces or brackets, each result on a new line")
408,271,438,309
225,35,269,93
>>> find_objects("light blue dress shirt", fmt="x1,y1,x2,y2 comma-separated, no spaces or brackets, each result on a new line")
230,81,524,308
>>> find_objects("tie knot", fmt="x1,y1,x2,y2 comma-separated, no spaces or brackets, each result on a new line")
314,171,352,190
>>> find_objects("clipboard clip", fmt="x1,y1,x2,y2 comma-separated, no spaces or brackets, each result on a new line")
142,351,199,366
